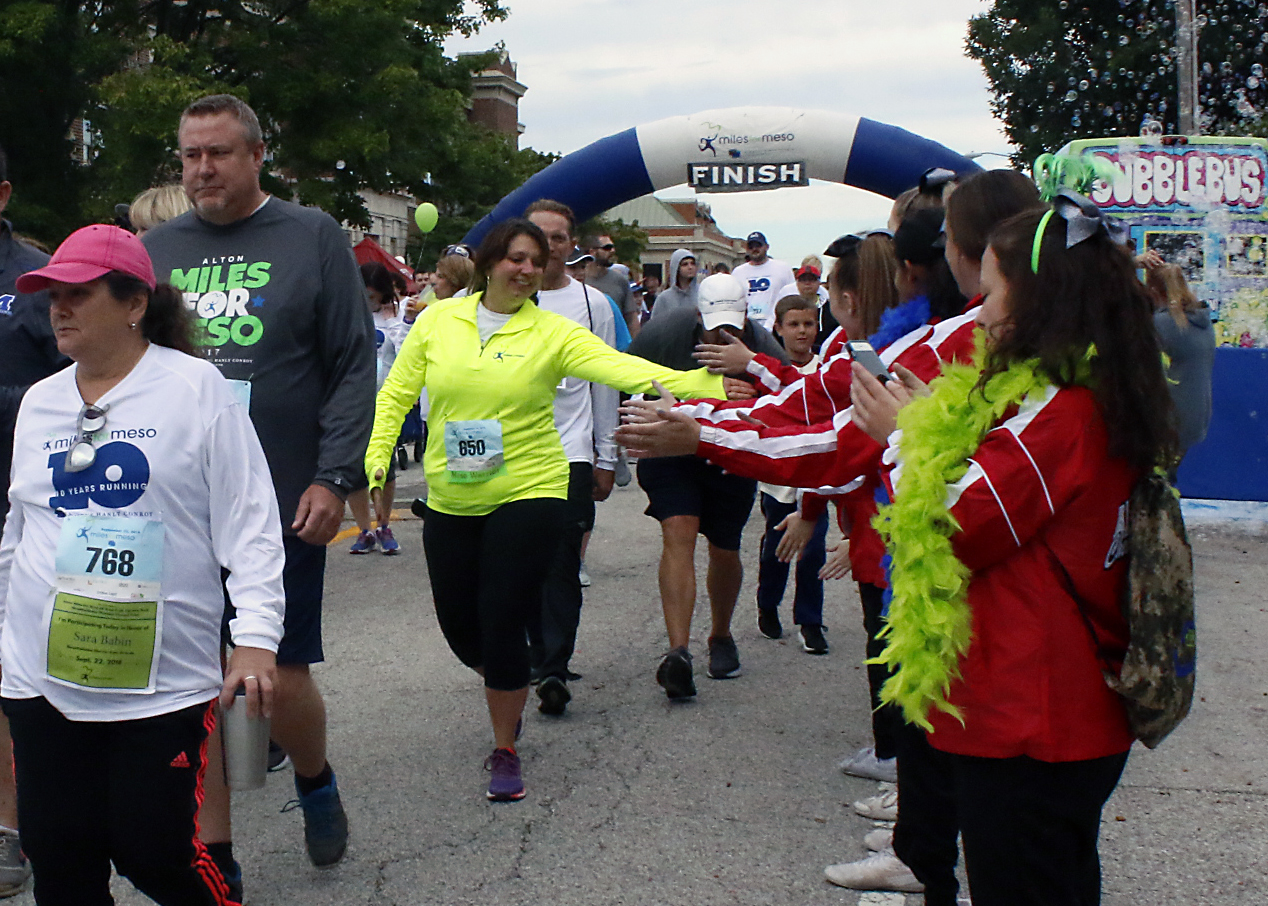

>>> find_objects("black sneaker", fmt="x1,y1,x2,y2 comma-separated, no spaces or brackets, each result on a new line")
536,675,571,716
707,636,742,679
757,609,783,640
799,623,829,655
290,771,349,867
655,647,696,700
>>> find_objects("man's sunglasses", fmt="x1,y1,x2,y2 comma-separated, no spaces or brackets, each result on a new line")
65,403,109,473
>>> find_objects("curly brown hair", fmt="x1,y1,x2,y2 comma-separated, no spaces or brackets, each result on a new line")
983,208,1177,470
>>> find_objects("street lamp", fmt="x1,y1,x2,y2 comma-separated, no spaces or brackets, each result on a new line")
1176,0,1199,134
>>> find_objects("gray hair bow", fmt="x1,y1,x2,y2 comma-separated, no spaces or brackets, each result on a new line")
1052,188,1126,248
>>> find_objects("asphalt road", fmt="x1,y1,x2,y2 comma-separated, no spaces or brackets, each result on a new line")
16,462,1268,905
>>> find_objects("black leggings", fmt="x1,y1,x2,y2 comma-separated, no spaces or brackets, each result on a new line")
422,497,565,691
1,696,234,906
858,581,903,760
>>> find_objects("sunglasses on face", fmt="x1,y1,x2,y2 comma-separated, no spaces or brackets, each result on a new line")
65,403,109,473
596,243,615,251
823,229,893,258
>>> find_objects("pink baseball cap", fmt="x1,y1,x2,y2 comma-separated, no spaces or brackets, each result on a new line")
16,224,157,293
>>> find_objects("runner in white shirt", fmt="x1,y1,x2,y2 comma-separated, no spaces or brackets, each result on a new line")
524,204,619,717
731,231,795,331
0,224,284,904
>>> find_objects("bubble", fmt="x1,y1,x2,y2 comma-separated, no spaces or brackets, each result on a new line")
1030,125,1040,133
1060,0,1068,7
1251,75,1262,88
1072,116,1083,126
1066,90,1078,102
1079,79,1090,90
1254,63,1264,77
1119,34,1130,45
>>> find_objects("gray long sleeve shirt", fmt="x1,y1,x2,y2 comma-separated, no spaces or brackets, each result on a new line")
144,198,376,529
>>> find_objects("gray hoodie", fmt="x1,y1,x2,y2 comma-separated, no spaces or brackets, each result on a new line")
649,249,698,321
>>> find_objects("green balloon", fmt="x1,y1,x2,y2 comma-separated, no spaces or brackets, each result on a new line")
414,202,439,233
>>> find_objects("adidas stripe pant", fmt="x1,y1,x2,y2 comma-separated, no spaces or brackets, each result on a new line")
1,696,236,905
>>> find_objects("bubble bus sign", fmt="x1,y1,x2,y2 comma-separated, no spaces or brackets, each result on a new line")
1060,135,1268,500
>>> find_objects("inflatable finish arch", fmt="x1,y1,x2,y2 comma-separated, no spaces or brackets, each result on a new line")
463,107,982,247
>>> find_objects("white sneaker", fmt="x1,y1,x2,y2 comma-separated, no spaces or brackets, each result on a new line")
0,827,30,898
863,826,894,852
853,787,899,821
824,852,924,892
838,745,898,782
578,562,591,588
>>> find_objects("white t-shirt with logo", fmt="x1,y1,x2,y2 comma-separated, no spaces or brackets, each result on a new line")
732,258,796,331
535,278,619,469
0,344,285,721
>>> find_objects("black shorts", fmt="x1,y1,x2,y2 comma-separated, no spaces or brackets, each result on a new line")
223,534,326,665
636,455,757,551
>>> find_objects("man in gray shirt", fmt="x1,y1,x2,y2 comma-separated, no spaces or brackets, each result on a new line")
144,94,374,890
626,274,786,700
585,232,638,338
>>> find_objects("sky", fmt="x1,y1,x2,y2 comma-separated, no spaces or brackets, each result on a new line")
444,0,1013,266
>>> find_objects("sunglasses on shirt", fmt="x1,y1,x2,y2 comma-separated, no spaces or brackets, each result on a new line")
65,403,109,473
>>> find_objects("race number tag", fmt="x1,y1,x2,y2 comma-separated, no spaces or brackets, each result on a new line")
48,515,165,693
226,379,252,410
443,420,506,483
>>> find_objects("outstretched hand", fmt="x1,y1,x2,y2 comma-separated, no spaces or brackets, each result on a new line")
694,331,756,375
774,512,815,562
819,539,853,580
616,382,702,458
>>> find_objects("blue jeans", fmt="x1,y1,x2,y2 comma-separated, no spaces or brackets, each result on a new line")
755,493,827,626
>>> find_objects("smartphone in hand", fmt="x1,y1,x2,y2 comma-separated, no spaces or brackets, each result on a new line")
846,341,892,383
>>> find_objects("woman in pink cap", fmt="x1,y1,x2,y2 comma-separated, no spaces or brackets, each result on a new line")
0,224,284,905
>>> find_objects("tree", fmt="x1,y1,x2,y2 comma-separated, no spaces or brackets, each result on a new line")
966,0,1268,166
0,0,556,246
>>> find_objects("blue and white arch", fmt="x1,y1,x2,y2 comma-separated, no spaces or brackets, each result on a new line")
463,107,982,246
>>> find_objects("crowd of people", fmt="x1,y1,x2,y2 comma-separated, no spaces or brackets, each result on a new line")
0,91,1215,906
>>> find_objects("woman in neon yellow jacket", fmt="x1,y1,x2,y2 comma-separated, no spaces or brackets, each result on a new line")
365,218,724,803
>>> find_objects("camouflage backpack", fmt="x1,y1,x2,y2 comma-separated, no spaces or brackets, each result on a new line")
1052,468,1197,749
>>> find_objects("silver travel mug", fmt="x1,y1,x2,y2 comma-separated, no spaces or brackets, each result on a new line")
222,687,270,791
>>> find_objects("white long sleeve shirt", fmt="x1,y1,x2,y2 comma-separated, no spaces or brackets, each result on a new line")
0,344,285,721
536,278,620,470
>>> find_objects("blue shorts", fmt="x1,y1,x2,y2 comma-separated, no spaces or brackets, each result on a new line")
223,535,326,665
636,455,756,551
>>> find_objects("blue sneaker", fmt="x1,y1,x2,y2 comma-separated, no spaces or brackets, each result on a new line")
376,525,400,554
349,529,376,554
292,772,349,866
484,748,526,801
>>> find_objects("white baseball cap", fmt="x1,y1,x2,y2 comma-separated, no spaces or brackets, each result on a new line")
696,273,747,331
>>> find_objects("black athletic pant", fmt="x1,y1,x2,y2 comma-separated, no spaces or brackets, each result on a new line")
858,581,903,760
1,696,234,906
422,497,565,691
953,750,1129,906
892,722,961,906
528,462,594,681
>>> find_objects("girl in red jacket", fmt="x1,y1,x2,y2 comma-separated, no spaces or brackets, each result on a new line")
851,197,1176,905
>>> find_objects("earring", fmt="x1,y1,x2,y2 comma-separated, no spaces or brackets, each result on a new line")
129,323,137,330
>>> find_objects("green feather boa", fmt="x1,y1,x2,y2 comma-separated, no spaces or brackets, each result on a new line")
872,337,1069,730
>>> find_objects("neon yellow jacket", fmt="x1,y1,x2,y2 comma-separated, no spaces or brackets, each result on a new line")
366,293,725,516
